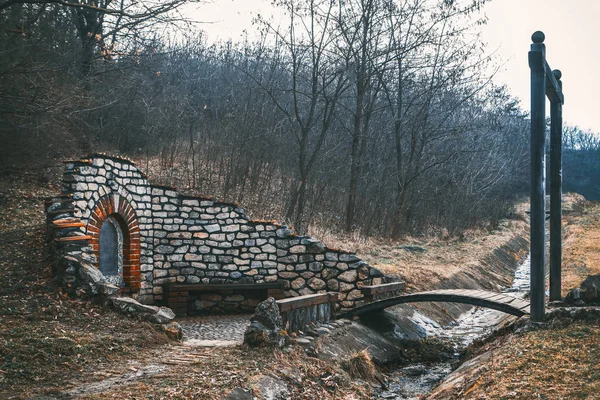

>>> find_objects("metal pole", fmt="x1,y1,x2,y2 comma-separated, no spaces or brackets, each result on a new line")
549,70,563,301
528,31,546,321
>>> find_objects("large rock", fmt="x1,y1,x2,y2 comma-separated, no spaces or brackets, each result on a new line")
244,298,287,347
249,375,290,400
76,258,107,294
149,307,176,324
580,275,600,301
109,296,159,315
224,388,253,400
109,297,177,325
565,275,600,305
58,255,119,298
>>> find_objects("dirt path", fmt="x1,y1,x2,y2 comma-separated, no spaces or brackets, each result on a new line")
64,344,218,398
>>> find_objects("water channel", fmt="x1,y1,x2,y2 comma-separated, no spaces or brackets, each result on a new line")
377,255,531,399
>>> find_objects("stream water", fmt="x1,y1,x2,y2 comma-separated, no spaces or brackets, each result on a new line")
376,255,531,399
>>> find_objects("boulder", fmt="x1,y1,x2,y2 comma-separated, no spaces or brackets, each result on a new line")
565,275,600,305
249,375,290,400
98,282,120,297
109,297,178,325
244,298,287,347
109,296,159,315
580,275,600,301
564,288,584,305
224,388,253,400
76,259,107,294
149,307,176,324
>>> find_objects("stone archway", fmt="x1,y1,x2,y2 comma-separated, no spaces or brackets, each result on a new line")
87,194,141,293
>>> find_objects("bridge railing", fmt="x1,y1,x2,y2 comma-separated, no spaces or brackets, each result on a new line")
361,282,406,303
276,292,339,333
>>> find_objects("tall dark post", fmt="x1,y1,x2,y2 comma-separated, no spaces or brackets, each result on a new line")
549,69,563,301
528,31,547,322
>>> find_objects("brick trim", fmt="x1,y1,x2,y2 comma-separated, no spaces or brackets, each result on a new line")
87,194,141,292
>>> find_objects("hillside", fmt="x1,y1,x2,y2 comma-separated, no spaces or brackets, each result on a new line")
1,166,598,399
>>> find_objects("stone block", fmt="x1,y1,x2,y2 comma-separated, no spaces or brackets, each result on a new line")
325,252,339,261
205,224,220,233
338,269,358,283
322,268,338,280
155,245,175,254
184,253,201,261
291,277,306,290
339,253,359,262
221,224,240,232
278,255,298,263
262,244,277,253
307,277,326,290
154,269,168,278
224,295,245,302
308,262,323,272
327,279,339,291
336,263,349,271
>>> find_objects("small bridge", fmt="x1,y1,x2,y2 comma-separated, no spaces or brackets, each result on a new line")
338,289,530,319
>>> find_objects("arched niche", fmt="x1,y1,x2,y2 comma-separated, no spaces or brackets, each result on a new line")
99,215,124,287
87,194,141,293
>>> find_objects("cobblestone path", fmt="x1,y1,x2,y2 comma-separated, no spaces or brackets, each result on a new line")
178,314,252,347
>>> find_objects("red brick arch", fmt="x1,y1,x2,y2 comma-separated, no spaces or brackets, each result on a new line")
87,194,141,292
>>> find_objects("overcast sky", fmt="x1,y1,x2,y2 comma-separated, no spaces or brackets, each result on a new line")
186,0,600,133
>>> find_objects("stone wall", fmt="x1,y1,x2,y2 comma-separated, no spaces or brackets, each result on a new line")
47,154,385,312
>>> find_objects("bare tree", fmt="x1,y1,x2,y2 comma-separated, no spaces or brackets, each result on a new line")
253,0,350,232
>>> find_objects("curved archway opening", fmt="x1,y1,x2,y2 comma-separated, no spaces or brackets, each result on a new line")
99,216,124,287
88,194,141,294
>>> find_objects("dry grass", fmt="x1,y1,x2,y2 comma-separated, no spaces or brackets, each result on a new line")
341,349,377,382
561,200,600,295
311,218,528,292
430,321,600,400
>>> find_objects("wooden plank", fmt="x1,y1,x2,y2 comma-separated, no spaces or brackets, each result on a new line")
448,289,478,296
52,218,82,225
55,235,93,242
53,221,86,228
478,294,508,303
421,290,454,296
472,292,504,301
277,292,339,312
167,282,285,292
47,208,75,216
494,296,519,305
361,282,406,295
544,60,564,104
